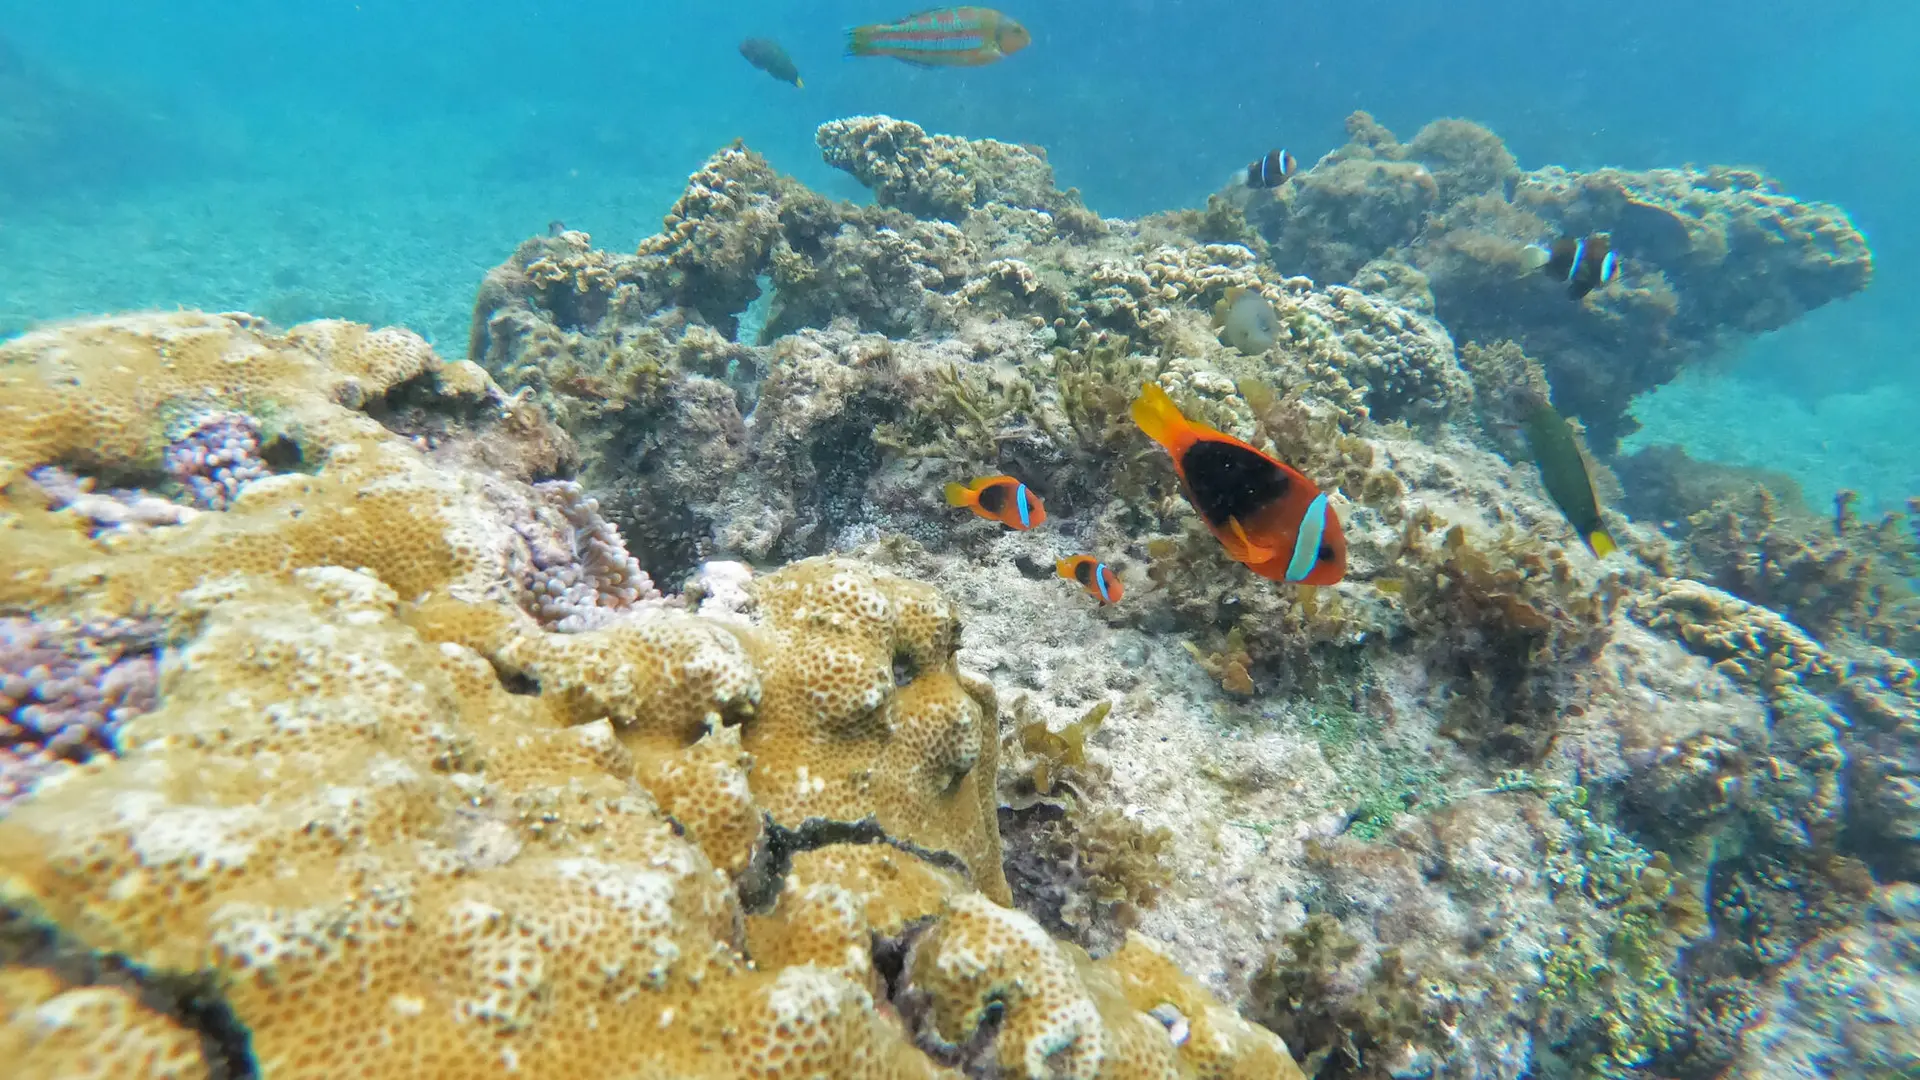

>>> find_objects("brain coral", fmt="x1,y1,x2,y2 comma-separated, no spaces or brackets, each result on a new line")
0,311,1291,1078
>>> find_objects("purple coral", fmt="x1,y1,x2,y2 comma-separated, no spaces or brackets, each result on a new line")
164,411,271,510
28,465,199,534
518,480,661,632
1,616,162,808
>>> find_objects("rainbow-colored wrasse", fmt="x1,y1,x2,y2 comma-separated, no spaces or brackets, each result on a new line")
847,7,1032,68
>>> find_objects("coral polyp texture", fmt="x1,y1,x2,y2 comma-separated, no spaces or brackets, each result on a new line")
0,312,1291,1078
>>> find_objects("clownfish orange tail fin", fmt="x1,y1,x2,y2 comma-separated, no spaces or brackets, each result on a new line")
1130,382,1194,452
943,481,974,508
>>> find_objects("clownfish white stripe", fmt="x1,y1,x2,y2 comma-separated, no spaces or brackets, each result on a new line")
1600,250,1619,283
1568,237,1587,283
1015,484,1032,528
1094,563,1113,603
1285,492,1331,583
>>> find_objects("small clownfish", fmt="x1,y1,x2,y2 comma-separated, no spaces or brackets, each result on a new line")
944,475,1046,530
1243,148,1299,189
1521,232,1621,300
1130,383,1347,586
1057,556,1123,605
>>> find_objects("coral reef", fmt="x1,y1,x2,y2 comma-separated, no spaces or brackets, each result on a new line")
2,108,1905,1080
466,119,1475,584
1618,445,1920,654
1728,884,1920,1080
817,115,1098,228
0,312,1289,1079
1233,113,1872,450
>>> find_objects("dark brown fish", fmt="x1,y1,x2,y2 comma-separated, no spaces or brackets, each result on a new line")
1244,148,1298,189
740,37,803,88
1527,232,1621,300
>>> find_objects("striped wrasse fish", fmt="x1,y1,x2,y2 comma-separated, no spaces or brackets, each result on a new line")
847,7,1031,68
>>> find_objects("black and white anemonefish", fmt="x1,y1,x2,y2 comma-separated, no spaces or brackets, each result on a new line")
1056,556,1123,605
944,475,1046,530
1130,383,1347,586
1523,232,1621,300
1241,148,1299,189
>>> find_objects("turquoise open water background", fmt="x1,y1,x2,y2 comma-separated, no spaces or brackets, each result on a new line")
2,0,1914,506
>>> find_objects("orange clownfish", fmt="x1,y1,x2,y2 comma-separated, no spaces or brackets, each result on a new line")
1130,382,1347,586
944,475,1046,530
1056,556,1123,605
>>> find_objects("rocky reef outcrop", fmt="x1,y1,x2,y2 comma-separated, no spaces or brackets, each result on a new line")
1232,111,1872,451
2,109,1909,1080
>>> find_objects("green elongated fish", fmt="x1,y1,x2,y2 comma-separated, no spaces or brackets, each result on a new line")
1522,401,1617,558
739,37,803,87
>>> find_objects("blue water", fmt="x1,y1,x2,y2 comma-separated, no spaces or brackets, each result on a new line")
2,0,1915,506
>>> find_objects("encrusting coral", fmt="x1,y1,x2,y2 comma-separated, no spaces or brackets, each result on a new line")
0,312,1292,1078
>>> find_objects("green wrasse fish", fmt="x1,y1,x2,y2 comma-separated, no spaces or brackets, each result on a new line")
847,7,1031,68
739,37,803,88
1522,400,1618,558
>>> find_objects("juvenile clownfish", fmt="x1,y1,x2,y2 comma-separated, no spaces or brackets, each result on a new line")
1130,383,1347,586
1056,555,1123,605
944,475,1046,530
1241,148,1299,189
1521,232,1621,300
1521,400,1618,558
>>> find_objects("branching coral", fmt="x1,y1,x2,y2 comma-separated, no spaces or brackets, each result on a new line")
1635,577,1835,693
